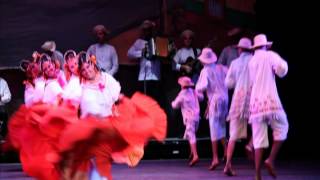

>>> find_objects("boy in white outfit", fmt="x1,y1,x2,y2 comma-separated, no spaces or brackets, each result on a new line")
196,48,228,170
171,76,200,166
248,34,289,180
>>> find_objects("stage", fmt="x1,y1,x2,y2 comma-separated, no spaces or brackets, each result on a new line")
1,159,320,180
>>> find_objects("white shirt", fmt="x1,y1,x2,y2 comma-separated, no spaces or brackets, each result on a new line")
43,78,63,105
225,52,252,121
0,78,11,106
24,77,45,107
196,64,228,101
87,43,119,76
196,64,228,119
80,72,121,118
173,47,201,71
248,49,288,122
127,39,161,81
62,74,82,105
225,52,252,89
171,88,200,124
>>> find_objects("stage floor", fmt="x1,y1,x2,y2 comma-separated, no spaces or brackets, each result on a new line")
1,159,320,180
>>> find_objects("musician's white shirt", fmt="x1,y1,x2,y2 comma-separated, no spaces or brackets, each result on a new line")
127,39,161,81
87,43,119,76
173,47,201,71
0,78,11,106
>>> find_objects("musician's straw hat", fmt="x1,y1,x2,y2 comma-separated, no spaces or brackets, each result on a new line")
93,24,110,35
181,29,194,38
140,20,155,29
41,41,56,52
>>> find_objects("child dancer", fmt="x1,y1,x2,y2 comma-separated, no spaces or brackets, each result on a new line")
171,76,200,166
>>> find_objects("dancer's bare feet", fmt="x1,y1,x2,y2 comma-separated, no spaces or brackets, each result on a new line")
208,160,219,170
265,159,277,178
223,165,236,176
189,156,199,167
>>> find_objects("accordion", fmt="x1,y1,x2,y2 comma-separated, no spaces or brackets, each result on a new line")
144,37,174,60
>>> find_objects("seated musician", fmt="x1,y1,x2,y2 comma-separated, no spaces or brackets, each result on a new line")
127,20,162,105
173,29,202,83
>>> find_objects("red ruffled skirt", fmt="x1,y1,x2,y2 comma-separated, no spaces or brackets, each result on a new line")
58,92,167,179
6,103,78,180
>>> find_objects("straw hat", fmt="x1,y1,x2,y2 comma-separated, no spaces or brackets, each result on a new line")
198,48,217,64
178,76,194,87
41,41,56,52
180,29,195,38
252,34,273,48
93,24,110,35
140,20,156,29
237,37,252,49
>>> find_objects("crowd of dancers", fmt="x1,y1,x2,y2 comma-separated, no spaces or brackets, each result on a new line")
3,48,167,180
1,20,289,180
171,33,288,180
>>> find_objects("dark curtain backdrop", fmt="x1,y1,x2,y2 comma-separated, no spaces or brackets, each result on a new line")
0,0,185,67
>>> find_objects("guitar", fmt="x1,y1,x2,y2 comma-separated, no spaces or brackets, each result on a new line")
180,56,203,77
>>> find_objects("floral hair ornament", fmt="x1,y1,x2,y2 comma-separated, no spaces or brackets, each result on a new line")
90,55,97,65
